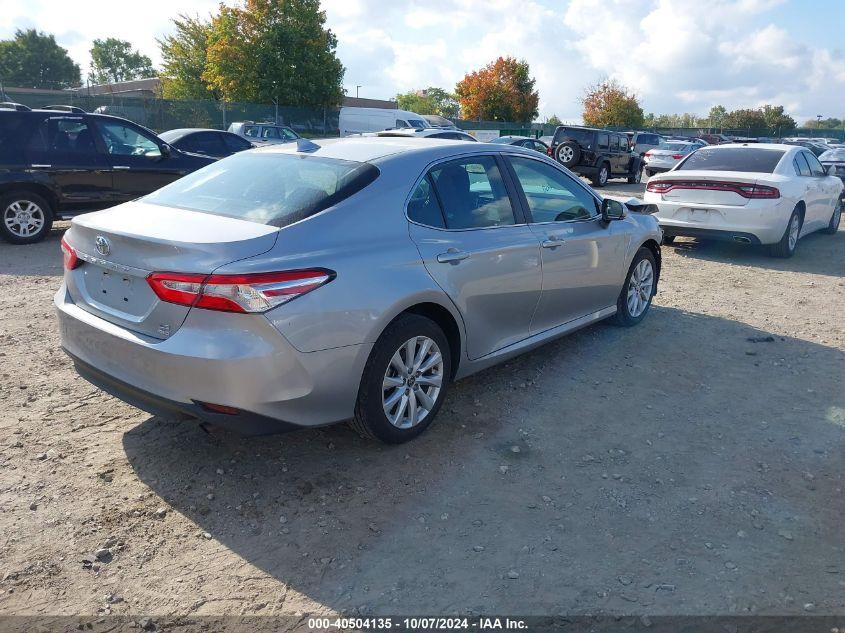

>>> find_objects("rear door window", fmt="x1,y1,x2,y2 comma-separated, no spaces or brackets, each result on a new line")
805,152,826,176
187,131,227,156
26,116,102,164
597,133,610,150
429,156,516,229
243,125,259,138
794,153,811,176
222,132,253,152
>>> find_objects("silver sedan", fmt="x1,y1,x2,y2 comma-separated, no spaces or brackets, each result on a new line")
56,138,662,443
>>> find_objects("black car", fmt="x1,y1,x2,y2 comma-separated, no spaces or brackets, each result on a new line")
489,135,549,153
819,148,845,192
158,128,254,159
547,125,643,187
0,109,216,244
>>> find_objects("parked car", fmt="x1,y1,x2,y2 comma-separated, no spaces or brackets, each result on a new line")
374,128,477,141
783,140,829,157
159,128,254,159
625,131,663,156
422,114,457,129
56,138,662,443
228,121,300,145
819,147,845,189
643,141,701,176
700,133,731,145
548,125,644,186
489,135,549,153
644,144,842,257
0,108,215,244
339,107,428,136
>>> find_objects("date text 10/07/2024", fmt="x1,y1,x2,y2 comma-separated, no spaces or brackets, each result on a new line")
307,617,528,630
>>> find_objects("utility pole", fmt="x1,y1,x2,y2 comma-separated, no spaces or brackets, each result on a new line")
356,85,361,99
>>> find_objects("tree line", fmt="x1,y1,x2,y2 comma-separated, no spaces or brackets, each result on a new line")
0,0,833,131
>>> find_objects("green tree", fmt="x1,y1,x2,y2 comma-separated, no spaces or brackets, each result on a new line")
707,105,727,129
0,29,80,89
803,117,842,129
455,57,539,122
158,14,217,100
89,38,155,84
581,79,643,128
760,105,796,134
546,114,562,125
202,0,344,106
396,87,460,118
724,108,766,131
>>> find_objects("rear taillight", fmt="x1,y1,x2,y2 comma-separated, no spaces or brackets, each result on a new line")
61,236,79,270
644,151,653,157
147,269,334,313
646,180,780,199
671,154,684,159
547,146,553,157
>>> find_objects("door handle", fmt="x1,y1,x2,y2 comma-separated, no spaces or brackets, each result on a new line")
113,166,131,170
436,249,470,264
541,235,565,248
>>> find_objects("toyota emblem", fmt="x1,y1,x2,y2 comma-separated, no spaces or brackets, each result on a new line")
95,235,110,256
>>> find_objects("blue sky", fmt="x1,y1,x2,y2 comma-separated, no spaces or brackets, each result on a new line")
3,0,844,124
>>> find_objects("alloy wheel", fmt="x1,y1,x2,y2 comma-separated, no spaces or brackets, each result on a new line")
626,259,654,318
382,336,444,429
4,200,45,238
788,214,801,251
560,146,574,163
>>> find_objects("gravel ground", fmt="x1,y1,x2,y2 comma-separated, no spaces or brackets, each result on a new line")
1,196,844,619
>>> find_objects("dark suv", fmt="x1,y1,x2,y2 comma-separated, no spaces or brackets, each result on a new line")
547,126,643,187
0,109,216,244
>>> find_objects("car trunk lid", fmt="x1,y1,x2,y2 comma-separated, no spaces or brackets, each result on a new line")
647,170,766,207
64,201,279,339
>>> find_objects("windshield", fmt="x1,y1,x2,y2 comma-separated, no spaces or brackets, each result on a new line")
820,149,845,161
677,147,785,173
407,119,427,129
143,153,379,227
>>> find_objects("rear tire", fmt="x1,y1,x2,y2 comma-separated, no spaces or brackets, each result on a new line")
821,200,841,235
592,163,610,187
0,191,53,244
768,206,803,258
351,314,452,444
627,164,643,184
612,247,656,327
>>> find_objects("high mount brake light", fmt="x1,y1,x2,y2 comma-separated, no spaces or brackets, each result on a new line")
646,180,780,199
147,269,334,313
61,236,79,270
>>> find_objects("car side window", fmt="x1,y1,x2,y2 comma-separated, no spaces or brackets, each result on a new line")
243,125,259,138
805,152,826,176
597,133,610,150
261,127,280,140
395,119,410,129
96,121,161,158
408,175,445,228
28,117,99,157
509,156,597,222
280,127,298,140
189,132,227,156
222,133,252,152
429,156,516,229
794,153,812,176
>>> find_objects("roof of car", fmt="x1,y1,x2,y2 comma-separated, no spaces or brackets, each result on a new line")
703,143,799,152
254,136,496,162
160,128,231,137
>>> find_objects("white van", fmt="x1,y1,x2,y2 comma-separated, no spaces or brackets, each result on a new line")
339,107,428,136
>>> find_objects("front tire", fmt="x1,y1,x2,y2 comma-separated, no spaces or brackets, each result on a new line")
351,314,452,444
612,247,657,327
627,164,643,184
0,191,53,244
768,206,803,258
821,200,842,235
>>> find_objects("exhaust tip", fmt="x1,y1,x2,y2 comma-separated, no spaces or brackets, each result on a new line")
733,236,752,244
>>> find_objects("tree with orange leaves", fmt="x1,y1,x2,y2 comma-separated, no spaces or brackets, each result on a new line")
581,79,644,128
455,56,539,122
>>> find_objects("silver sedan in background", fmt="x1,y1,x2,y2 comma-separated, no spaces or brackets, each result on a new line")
56,138,662,444
644,141,703,177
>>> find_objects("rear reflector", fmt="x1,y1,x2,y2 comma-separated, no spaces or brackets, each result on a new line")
147,269,334,313
61,236,79,270
646,180,780,199
199,402,240,415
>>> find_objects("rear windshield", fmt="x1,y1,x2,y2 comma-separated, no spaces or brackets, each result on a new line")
657,142,692,151
677,147,784,173
554,127,592,144
820,149,845,161
143,152,379,227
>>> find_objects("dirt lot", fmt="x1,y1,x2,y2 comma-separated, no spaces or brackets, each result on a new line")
1,192,844,620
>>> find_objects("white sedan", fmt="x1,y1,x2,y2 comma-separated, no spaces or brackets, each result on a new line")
644,143,843,257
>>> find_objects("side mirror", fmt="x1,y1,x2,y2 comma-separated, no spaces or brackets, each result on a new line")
601,198,626,223
159,143,172,159
824,164,834,175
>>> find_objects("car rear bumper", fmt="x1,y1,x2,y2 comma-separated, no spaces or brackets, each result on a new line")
643,195,793,245
56,283,372,433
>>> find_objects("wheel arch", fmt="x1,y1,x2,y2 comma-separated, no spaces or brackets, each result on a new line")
391,301,463,379
640,239,662,289
0,182,58,213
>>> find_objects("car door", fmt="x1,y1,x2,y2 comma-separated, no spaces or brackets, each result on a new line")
24,114,113,212
611,134,630,174
794,152,827,231
804,151,840,229
407,155,543,360
221,132,254,155
92,118,188,201
503,154,628,332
